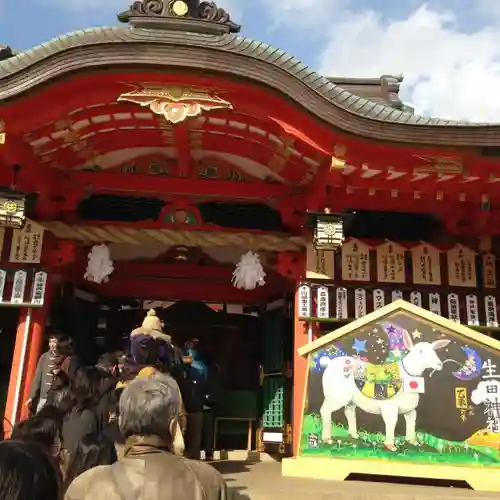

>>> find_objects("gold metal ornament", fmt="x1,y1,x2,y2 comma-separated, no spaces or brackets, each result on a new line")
171,0,188,16
117,85,233,124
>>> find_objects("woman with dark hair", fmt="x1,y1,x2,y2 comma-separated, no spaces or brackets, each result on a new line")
11,405,63,460
64,434,117,493
0,439,61,500
61,367,101,456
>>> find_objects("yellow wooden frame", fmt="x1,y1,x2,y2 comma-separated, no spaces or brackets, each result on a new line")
283,299,500,491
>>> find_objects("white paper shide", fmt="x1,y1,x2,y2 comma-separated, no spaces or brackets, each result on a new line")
232,251,266,291
85,244,115,284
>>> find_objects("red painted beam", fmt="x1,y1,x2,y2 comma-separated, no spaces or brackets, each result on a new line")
175,124,191,177
69,170,289,200
69,259,287,286
79,278,285,303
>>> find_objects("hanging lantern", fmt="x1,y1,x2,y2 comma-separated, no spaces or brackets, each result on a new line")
0,190,25,229
313,208,344,251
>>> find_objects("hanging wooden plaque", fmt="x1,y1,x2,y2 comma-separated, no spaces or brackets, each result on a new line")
298,284,311,318
305,244,335,280
336,287,348,319
376,240,406,283
410,291,422,308
411,243,441,285
482,253,496,289
9,219,45,264
341,239,370,282
354,288,367,318
447,293,460,323
373,289,385,310
428,292,441,315
447,244,477,288
465,294,479,326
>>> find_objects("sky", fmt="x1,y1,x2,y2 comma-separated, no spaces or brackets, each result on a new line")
1,0,499,122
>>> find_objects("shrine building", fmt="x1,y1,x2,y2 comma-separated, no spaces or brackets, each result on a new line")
0,0,499,458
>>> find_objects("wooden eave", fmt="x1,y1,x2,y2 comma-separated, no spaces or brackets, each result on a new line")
0,27,499,146
298,299,500,357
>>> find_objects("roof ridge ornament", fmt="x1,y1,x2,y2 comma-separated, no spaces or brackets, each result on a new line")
118,0,241,34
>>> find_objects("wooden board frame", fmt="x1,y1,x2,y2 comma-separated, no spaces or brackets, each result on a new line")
283,299,500,490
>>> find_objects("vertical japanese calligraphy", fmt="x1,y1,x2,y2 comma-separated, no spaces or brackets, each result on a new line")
391,290,403,302
8,219,45,264
428,293,441,315
316,286,329,319
447,293,460,323
373,289,385,310
341,239,370,282
476,359,500,433
410,291,422,308
411,243,441,285
465,294,479,326
336,287,348,319
376,240,405,283
484,295,498,328
354,288,367,319
446,244,477,288
306,244,335,280
482,253,497,289
30,271,48,306
298,284,311,318
10,270,27,304
455,387,469,422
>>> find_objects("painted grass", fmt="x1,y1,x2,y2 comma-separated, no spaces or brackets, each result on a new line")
300,414,500,466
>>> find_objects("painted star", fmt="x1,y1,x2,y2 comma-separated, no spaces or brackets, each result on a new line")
411,329,422,339
391,348,402,359
376,338,384,344
352,338,368,354
372,328,378,334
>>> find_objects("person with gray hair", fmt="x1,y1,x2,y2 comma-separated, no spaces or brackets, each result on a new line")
64,372,229,500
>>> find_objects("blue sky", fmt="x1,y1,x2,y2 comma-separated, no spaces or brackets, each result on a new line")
1,0,500,121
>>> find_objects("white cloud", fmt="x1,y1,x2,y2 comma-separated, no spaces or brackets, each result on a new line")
316,4,500,122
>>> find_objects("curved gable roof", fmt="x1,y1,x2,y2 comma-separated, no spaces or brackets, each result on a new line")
0,27,499,146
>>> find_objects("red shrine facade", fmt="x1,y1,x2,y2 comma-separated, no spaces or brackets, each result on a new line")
0,0,499,456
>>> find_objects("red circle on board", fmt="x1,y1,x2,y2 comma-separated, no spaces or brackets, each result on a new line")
409,381,418,389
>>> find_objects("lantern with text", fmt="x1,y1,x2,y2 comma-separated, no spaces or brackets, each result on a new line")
313,209,344,251
0,190,26,229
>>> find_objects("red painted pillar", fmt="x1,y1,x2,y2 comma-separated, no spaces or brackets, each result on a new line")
4,309,30,436
3,278,52,434
292,288,316,457
20,305,50,420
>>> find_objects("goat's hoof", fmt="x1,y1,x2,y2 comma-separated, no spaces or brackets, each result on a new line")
384,444,397,451
406,440,419,446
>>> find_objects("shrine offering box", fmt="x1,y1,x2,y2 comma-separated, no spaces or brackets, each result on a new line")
282,300,500,491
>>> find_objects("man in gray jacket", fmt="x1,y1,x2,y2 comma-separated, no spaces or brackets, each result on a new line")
25,334,60,414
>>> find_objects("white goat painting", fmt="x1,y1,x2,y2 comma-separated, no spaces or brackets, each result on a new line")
319,326,450,450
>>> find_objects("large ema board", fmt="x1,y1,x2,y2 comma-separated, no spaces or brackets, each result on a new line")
282,300,500,490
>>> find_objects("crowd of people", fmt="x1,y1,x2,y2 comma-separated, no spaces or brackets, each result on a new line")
0,309,226,500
